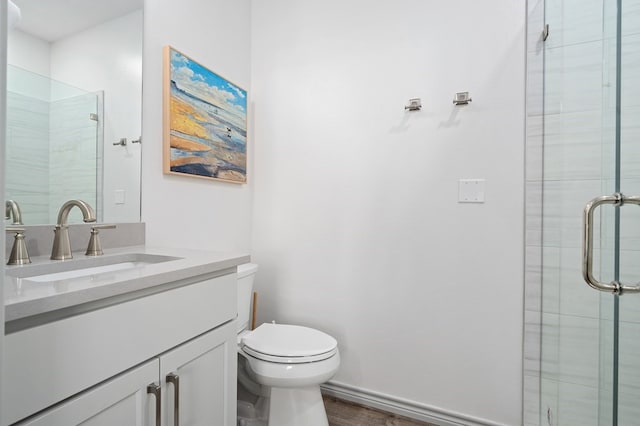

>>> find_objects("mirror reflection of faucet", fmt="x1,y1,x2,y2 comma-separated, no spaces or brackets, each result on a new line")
5,200,23,225
51,200,97,260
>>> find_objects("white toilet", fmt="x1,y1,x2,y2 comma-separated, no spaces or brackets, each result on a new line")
236,263,340,426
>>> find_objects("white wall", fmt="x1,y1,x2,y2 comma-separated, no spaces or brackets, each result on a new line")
250,1,525,425
141,0,253,251
50,10,143,223
7,29,50,77
7,30,50,104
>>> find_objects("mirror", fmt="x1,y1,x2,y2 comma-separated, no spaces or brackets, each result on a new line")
6,0,143,225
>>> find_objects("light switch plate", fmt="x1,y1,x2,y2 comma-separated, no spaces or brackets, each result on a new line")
458,179,485,203
114,189,126,205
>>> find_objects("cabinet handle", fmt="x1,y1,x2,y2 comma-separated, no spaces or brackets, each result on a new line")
146,383,161,426
166,373,180,426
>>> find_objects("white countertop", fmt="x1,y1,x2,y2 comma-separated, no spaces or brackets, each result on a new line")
4,246,250,323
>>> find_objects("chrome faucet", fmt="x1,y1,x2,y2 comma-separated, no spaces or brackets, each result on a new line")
5,200,30,265
5,200,23,225
51,200,96,260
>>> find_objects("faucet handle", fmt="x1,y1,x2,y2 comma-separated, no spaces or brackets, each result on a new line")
92,224,116,230
5,226,31,265
85,224,116,257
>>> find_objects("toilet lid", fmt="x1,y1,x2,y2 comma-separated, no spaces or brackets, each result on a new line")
241,323,337,363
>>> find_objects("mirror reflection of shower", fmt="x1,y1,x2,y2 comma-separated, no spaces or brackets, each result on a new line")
7,0,143,225
6,65,102,225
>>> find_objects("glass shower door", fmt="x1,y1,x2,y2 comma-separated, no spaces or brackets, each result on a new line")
541,0,640,424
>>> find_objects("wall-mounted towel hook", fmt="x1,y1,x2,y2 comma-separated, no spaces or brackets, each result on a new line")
405,98,422,111
453,92,472,105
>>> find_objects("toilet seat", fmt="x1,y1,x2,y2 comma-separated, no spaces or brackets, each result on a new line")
241,323,338,364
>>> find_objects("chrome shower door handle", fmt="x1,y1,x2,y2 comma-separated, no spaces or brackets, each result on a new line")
582,193,640,295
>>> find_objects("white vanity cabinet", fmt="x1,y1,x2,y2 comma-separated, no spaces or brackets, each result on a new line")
16,359,159,426
16,324,237,426
3,270,238,426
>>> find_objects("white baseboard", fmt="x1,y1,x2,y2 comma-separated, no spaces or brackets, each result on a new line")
321,381,510,426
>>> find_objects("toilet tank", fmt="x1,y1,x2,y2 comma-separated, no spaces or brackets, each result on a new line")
237,263,258,334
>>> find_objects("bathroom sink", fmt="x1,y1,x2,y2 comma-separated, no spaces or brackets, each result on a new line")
6,253,181,282
24,261,154,282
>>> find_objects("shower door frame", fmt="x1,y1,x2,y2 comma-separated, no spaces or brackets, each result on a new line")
523,2,548,424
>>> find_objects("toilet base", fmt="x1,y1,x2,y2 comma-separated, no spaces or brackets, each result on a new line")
268,385,328,426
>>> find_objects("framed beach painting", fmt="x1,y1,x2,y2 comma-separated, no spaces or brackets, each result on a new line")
163,46,247,183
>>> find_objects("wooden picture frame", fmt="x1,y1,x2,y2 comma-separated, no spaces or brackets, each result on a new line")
163,46,247,183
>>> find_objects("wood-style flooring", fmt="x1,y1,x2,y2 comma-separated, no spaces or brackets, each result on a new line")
324,396,437,426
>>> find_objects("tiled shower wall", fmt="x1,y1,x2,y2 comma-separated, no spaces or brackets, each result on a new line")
6,88,98,225
525,1,640,425
49,93,99,224
6,91,50,224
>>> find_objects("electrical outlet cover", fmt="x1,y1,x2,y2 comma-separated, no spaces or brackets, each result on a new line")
458,179,485,203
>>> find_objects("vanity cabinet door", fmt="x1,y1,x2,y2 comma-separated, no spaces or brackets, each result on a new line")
16,359,160,426
160,321,237,426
